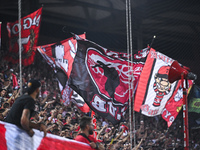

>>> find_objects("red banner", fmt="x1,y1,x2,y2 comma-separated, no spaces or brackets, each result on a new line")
5,8,42,66
37,34,85,80
68,38,148,125
0,121,93,150
162,80,193,127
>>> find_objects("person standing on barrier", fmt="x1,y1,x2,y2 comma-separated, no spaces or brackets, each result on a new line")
5,79,47,137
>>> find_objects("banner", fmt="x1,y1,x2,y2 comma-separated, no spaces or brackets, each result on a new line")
188,85,200,113
134,49,178,115
162,80,193,127
188,85,200,129
71,90,90,113
68,38,148,125
0,121,93,150
37,34,89,112
5,8,42,66
60,84,90,113
37,34,85,90
134,49,193,127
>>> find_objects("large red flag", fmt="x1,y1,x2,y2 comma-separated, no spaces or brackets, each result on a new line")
68,37,148,125
162,80,193,127
0,121,93,150
5,8,42,66
37,34,85,84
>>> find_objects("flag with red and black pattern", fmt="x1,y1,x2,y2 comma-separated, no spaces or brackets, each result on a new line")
37,34,89,112
5,8,42,66
68,37,148,125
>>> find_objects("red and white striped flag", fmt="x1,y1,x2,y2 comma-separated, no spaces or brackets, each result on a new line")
0,121,93,150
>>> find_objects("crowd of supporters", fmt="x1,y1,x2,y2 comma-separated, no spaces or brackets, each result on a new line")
0,52,200,150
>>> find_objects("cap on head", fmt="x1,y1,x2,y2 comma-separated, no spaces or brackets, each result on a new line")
156,66,170,79
26,79,41,95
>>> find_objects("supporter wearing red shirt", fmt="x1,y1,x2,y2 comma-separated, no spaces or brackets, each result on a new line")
75,116,104,150
63,113,71,125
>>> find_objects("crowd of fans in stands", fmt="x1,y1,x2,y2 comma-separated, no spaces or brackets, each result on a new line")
0,52,200,150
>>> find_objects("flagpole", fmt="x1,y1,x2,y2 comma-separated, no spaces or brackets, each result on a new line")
18,0,22,95
125,0,132,148
128,0,136,148
126,0,134,148
181,76,189,150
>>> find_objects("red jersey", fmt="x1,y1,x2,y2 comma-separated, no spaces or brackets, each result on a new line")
75,134,97,144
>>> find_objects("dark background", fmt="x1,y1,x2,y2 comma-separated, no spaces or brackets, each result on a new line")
1,0,200,84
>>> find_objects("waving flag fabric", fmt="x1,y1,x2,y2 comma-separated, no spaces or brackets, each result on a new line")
68,38,148,125
134,48,178,115
0,121,93,150
71,90,90,113
37,34,89,112
5,8,42,66
37,34,85,91
188,85,200,129
162,80,193,127
134,49,193,127
188,85,200,113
